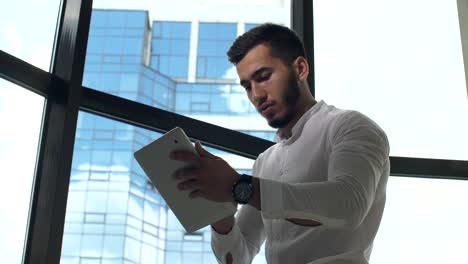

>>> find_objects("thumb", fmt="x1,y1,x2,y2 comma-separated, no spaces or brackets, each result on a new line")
195,141,218,158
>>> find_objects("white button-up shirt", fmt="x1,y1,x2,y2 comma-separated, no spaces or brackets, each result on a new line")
211,100,390,264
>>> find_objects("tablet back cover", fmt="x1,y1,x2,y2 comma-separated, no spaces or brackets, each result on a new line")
134,127,236,233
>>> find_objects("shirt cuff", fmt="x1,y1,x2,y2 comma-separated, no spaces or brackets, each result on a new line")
260,178,285,219
211,223,242,258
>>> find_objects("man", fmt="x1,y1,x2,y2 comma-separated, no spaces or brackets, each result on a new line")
170,23,390,264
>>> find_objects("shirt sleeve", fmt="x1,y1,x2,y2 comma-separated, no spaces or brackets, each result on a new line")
211,205,265,264
211,159,266,264
260,111,390,229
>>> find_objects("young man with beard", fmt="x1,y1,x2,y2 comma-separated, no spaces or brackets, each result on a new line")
170,23,390,264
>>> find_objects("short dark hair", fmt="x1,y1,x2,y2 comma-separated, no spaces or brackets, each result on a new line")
227,23,306,65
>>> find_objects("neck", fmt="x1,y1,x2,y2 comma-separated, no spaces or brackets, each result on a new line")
279,96,317,139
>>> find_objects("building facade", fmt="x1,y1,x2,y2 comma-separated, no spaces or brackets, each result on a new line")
60,9,283,264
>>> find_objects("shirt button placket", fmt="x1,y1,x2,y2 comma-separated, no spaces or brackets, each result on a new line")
281,145,288,181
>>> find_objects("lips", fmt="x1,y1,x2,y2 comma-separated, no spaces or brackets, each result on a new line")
259,102,274,116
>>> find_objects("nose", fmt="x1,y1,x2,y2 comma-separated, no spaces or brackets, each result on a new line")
251,83,266,104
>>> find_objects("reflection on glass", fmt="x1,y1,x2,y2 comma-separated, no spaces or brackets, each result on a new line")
197,22,237,80
0,0,60,71
0,79,44,263
83,1,291,140
152,21,191,79
313,0,468,160
62,112,256,264
71,1,292,263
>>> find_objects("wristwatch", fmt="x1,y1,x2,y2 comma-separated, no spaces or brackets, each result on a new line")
232,174,254,204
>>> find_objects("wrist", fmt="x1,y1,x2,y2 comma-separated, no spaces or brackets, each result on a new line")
232,174,254,204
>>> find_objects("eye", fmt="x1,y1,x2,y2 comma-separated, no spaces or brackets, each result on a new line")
240,80,251,91
257,71,271,82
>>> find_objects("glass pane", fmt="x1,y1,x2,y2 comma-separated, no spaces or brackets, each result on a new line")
83,1,292,141
61,112,267,263
313,0,468,160
197,23,237,79
0,78,44,262
0,0,61,71
151,22,191,78
373,177,468,263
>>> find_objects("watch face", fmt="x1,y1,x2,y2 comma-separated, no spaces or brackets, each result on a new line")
234,182,252,204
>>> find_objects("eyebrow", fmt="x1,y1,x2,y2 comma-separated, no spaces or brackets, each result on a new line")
239,67,272,87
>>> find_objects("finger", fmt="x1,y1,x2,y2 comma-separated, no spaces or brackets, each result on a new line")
177,179,200,191
173,167,199,180
189,189,204,199
170,151,201,166
195,141,219,159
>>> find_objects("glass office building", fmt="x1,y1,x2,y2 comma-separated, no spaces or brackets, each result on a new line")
60,9,274,264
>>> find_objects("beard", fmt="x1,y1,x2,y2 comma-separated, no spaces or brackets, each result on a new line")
267,68,301,128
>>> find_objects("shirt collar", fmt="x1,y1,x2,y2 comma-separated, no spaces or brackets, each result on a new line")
274,100,325,143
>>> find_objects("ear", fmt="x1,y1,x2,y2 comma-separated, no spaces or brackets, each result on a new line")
293,56,309,82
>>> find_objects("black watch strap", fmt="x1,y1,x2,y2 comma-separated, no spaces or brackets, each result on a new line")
239,173,252,183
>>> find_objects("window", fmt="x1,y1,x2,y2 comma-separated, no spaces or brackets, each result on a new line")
372,176,468,263
313,0,468,160
196,23,237,80
61,112,259,264
2,1,467,264
245,23,260,31
151,21,191,79
81,1,292,142
0,0,60,71
314,0,468,262
0,79,44,263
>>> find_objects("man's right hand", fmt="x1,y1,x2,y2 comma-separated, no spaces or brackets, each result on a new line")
211,215,235,234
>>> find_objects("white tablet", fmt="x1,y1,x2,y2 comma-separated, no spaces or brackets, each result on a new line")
134,127,237,233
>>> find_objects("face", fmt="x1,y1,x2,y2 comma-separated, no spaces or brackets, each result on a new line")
236,44,301,128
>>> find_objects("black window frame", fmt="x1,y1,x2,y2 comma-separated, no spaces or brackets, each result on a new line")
0,0,467,263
